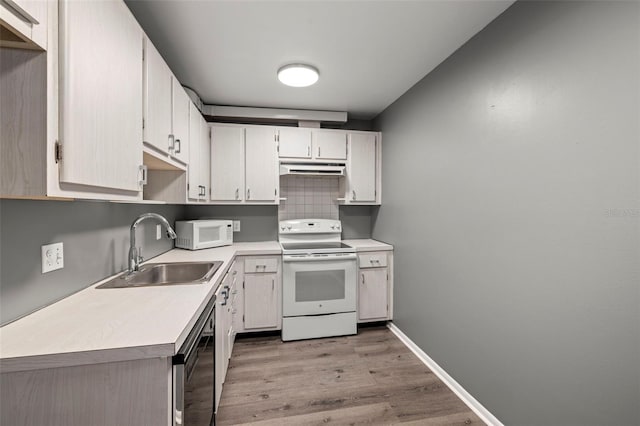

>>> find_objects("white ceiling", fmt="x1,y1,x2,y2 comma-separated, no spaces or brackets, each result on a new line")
126,1,513,120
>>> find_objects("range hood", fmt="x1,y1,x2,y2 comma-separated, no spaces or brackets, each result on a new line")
279,162,346,177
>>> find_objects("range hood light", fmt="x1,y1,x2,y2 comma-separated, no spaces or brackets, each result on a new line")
278,64,319,87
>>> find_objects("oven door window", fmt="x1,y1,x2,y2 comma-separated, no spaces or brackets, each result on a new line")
283,258,356,316
295,270,345,302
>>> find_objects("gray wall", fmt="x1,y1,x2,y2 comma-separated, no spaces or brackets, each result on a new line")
184,204,373,241
0,199,183,325
373,2,639,425
185,205,279,242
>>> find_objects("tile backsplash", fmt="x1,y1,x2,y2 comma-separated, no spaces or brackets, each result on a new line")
279,176,340,221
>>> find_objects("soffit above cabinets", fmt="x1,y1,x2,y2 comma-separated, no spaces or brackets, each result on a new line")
125,0,514,119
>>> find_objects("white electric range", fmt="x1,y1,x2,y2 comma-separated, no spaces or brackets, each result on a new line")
279,219,357,341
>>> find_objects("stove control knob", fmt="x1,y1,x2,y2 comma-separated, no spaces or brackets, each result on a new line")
281,226,285,231
287,225,292,230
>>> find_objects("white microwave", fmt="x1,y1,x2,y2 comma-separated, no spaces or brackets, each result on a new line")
175,220,233,250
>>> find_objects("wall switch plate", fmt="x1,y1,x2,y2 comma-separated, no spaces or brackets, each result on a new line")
156,224,161,240
42,242,64,273
233,220,241,232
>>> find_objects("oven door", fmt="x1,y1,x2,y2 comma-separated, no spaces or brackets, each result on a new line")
282,253,357,317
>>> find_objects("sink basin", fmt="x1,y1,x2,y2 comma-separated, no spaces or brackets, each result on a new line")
97,261,223,289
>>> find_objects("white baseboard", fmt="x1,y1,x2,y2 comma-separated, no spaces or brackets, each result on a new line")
387,322,504,426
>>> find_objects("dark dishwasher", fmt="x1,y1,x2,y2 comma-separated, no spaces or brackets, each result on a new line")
173,295,216,425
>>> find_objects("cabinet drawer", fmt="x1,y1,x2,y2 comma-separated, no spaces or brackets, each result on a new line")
358,252,388,268
244,257,279,273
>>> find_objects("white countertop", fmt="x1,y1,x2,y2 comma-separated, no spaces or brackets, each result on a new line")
343,239,394,252
0,239,391,373
0,242,281,373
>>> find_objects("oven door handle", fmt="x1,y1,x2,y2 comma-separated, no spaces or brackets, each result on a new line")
283,253,357,262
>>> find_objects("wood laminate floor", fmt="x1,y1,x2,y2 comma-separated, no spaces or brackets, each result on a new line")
216,326,484,426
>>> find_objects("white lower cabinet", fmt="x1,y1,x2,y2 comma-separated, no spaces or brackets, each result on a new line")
357,251,393,322
214,260,241,413
244,274,279,329
238,256,282,332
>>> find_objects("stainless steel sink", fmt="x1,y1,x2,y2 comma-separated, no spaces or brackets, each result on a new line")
97,261,223,289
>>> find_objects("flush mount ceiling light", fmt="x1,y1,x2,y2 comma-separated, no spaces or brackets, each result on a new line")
277,64,319,87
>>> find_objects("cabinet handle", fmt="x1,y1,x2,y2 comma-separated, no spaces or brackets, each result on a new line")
235,188,239,200
352,190,356,201
139,165,148,186
174,139,181,154
168,134,175,152
361,273,365,284
318,147,321,157
272,278,274,290
247,188,250,199
307,146,311,157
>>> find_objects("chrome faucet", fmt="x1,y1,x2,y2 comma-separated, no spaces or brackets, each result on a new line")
128,213,177,273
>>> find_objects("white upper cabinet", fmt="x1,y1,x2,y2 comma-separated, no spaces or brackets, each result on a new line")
187,102,201,200
143,38,172,156
277,128,347,161
245,126,278,202
0,0,47,50
277,127,311,159
211,125,245,202
58,0,143,193
171,79,190,164
199,117,210,201
346,132,377,203
312,130,347,160
143,37,189,165
210,124,278,204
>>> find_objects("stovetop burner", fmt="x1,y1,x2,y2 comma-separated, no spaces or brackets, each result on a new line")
278,219,355,255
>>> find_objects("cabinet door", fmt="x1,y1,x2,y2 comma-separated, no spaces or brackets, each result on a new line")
348,133,376,202
171,78,190,164
244,274,279,329
143,38,173,155
359,269,388,321
313,130,347,160
211,125,244,201
278,127,311,158
59,0,142,192
245,127,278,202
0,0,47,49
199,118,210,201
187,102,201,200
214,285,226,412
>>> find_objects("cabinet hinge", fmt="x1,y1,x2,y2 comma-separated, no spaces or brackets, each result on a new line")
142,118,145,129
54,141,62,163
187,183,190,190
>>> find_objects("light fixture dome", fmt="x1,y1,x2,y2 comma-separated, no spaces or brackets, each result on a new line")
277,64,319,87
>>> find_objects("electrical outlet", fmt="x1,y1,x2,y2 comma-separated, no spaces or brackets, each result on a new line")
233,220,241,232
42,242,64,273
156,224,161,240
